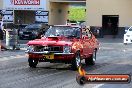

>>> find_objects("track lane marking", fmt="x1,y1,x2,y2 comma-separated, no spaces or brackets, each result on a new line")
0,55,26,61
93,84,104,88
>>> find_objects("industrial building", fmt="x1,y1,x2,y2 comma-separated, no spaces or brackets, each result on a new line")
1,0,132,37
0,0,48,24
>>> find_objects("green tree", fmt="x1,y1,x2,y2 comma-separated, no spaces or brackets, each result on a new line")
68,6,86,22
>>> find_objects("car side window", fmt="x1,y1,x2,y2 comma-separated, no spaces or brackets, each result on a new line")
76,28,81,38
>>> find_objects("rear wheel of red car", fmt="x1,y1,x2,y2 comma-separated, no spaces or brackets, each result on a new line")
85,50,96,65
71,52,81,70
28,58,38,68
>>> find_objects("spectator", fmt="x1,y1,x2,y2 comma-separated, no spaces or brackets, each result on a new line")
0,20,3,29
112,24,118,38
0,26,4,51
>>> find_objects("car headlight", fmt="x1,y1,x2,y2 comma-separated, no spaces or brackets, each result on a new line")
27,46,34,52
63,45,71,53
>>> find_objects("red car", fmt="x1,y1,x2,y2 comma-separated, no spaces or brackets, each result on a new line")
26,25,99,70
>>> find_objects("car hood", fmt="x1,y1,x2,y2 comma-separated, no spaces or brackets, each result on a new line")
27,36,73,46
22,28,39,32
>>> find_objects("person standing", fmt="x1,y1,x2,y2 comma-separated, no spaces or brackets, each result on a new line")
0,23,4,51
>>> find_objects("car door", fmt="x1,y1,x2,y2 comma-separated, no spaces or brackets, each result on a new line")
82,28,91,57
87,29,95,55
85,28,93,57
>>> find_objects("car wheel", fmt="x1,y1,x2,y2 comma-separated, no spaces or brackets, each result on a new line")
71,52,81,70
85,50,96,65
28,58,38,68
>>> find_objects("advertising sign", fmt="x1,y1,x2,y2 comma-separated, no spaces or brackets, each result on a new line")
35,11,49,23
14,0,40,5
4,0,46,10
1,10,13,23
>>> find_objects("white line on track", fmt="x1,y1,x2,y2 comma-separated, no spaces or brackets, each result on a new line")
0,55,26,61
93,84,104,88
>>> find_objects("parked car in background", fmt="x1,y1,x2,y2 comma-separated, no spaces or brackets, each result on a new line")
26,25,99,70
124,26,132,44
19,23,49,40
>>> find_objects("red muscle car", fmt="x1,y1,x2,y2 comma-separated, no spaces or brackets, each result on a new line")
26,25,99,70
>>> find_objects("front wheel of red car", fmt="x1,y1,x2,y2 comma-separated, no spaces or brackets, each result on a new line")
85,50,96,65
28,58,38,68
71,52,81,70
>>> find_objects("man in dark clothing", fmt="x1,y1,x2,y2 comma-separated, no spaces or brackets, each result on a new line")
0,20,4,50
111,24,118,38
0,28,3,39
0,27,3,51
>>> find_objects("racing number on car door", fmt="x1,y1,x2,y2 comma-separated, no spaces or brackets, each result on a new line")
86,28,93,55
82,28,91,56
82,28,93,56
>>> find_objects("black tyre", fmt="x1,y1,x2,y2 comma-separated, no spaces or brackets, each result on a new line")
85,50,96,65
28,58,38,68
71,52,81,70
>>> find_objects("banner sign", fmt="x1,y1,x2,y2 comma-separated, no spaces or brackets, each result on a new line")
35,11,49,23
4,0,46,10
76,67,131,85
1,10,13,23
14,0,40,5
36,11,48,16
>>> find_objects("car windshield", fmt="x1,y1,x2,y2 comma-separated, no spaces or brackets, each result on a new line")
45,26,80,38
25,24,41,29
129,28,132,31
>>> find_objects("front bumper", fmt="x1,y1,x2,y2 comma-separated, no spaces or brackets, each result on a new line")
25,51,74,55
25,51,75,62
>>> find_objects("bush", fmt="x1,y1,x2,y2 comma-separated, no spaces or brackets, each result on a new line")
68,6,86,22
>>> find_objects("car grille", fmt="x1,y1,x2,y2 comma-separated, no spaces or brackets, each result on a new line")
34,46,62,53
23,32,32,34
